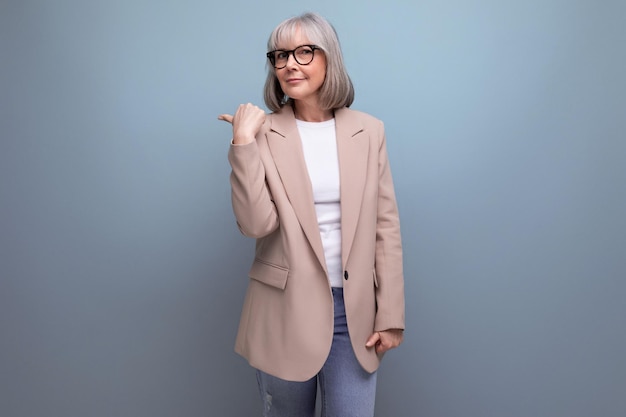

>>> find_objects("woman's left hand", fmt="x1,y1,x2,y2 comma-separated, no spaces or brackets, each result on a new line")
365,329,404,354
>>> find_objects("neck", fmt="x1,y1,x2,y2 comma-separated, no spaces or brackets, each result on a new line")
292,101,333,122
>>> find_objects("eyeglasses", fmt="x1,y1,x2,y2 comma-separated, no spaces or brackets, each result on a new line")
266,44,321,69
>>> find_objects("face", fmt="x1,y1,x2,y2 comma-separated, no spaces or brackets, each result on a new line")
273,28,327,106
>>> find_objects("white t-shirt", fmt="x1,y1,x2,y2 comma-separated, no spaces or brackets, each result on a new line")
296,118,343,288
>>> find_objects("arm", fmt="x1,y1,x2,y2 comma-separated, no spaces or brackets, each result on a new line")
228,140,279,238
220,104,279,238
366,121,405,353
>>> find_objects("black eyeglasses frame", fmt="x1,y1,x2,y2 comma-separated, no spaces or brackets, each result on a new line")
266,44,322,69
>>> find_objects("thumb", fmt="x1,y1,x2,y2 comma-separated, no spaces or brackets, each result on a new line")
365,332,381,347
217,114,234,124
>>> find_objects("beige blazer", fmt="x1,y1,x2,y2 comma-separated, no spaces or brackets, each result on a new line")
228,105,404,382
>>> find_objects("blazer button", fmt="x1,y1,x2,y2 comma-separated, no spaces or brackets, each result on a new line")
344,271,349,280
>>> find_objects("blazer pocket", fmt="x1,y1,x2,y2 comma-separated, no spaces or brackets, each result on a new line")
249,258,289,290
373,268,379,288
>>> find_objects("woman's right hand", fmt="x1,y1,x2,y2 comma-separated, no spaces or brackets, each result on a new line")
218,103,266,145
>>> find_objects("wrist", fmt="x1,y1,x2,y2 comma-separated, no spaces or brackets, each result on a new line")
232,134,255,145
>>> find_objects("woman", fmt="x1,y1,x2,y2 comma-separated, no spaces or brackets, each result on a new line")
218,12,404,417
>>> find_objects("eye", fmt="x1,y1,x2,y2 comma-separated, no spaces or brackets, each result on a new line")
276,51,289,60
297,48,313,56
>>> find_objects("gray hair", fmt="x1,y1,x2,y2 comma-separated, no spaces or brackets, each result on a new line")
263,12,355,112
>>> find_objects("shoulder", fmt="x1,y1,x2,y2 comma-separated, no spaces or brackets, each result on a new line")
336,107,384,129
263,105,296,135
335,107,385,144
336,107,381,123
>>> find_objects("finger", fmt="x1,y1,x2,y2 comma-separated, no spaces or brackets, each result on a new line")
377,334,401,354
217,114,234,124
365,332,381,348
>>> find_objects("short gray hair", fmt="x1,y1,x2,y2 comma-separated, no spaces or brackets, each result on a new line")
263,12,355,112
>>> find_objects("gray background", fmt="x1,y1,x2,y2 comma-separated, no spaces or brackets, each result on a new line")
1,0,624,416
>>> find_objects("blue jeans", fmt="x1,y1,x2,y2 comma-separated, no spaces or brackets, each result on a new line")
256,288,377,417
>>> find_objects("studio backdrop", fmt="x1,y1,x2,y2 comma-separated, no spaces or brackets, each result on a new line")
1,0,624,416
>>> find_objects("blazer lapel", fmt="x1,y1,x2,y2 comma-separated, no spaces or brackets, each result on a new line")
335,108,369,268
265,106,370,275
266,106,328,272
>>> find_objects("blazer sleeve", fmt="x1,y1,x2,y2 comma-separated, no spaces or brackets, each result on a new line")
373,120,406,332
228,137,279,238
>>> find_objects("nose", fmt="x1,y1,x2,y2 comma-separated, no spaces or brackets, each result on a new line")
285,52,299,69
